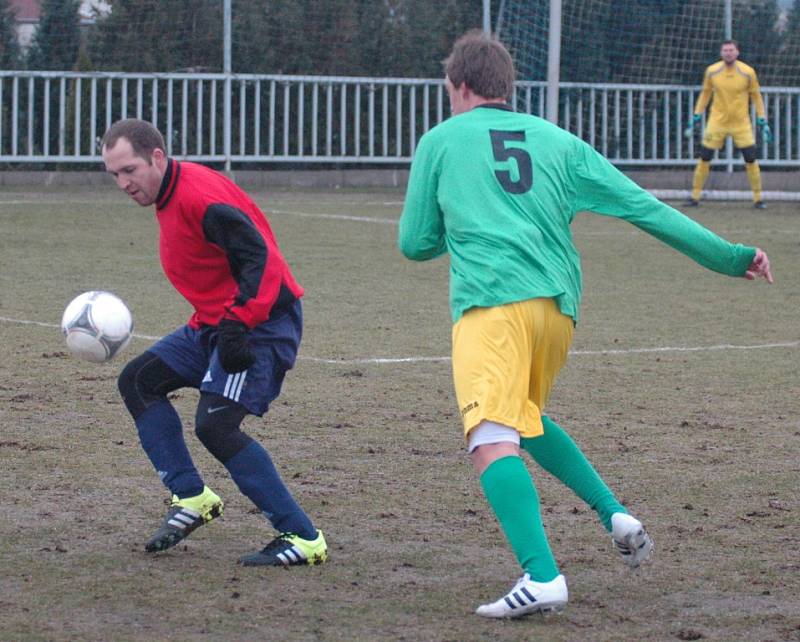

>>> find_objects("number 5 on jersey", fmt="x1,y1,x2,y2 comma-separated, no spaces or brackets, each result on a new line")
490,130,533,194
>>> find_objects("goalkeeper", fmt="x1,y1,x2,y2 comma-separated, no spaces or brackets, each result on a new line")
685,40,771,208
399,30,773,620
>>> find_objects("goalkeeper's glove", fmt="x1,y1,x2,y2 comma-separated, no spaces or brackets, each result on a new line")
684,113,702,138
217,318,255,373
757,117,772,144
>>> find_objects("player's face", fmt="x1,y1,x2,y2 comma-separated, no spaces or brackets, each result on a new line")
445,76,468,115
721,44,739,64
102,137,166,207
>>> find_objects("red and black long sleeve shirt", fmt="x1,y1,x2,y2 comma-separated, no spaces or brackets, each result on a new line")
154,159,303,329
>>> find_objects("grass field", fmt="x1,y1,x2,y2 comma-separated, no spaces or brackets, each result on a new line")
0,185,798,642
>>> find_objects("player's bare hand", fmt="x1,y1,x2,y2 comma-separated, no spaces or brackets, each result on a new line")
744,248,773,283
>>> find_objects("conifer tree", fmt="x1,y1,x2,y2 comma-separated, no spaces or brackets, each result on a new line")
27,0,81,70
0,0,20,69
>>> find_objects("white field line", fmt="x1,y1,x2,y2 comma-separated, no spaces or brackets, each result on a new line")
0,195,401,205
300,341,800,364
263,207,798,237
268,208,398,224
5,200,791,238
0,199,122,206
267,207,798,238
272,200,404,207
3,315,796,364
5,197,796,361
4,188,799,208
651,189,800,201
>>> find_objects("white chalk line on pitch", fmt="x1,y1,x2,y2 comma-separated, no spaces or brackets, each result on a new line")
300,341,800,364
0,199,122,206
0,200,405,210
3,196,795,235
264,208,797,237
3,200,792,238
2,315,797,364
268,208,398,224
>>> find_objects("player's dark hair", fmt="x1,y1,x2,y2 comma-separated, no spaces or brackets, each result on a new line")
101,118,166,163
721,39,739,49
444,30,515,100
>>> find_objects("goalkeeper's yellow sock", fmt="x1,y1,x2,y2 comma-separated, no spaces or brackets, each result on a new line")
745,161,762,202
691,160,710,201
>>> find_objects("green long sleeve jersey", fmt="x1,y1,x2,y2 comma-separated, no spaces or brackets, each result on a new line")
398,104,756,323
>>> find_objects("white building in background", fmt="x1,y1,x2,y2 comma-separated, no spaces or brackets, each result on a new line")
9,0,112,49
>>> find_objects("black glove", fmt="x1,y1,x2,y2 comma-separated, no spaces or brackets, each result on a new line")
217,319,255,373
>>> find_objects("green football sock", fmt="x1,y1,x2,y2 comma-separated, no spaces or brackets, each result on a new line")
479,455,559,582
521,415,625,532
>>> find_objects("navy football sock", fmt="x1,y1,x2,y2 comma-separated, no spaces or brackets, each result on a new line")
135,400,205,498
225,441,316,540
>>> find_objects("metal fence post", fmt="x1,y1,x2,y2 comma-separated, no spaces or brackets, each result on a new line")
546,0,562,125
725,0,734,173
223,0,232,172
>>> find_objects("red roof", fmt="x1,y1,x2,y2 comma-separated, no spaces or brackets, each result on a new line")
9,0,41,22
8,1,110,24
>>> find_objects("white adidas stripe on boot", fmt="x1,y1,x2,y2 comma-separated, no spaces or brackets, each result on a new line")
476,573,568,618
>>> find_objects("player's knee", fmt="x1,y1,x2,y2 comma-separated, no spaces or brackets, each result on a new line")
118,353,153,419
698,146,714,162
117,351,183,420
741,146,758,163
195,394,252,463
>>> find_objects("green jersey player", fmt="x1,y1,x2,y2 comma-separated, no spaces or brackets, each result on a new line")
398,30,773,620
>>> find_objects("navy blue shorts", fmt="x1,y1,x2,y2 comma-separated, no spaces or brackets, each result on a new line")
148,299,302,416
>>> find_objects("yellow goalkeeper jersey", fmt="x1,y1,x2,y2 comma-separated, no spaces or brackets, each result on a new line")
694,60,765,129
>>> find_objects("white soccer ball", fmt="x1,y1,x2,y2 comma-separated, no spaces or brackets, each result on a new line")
61,291,134,363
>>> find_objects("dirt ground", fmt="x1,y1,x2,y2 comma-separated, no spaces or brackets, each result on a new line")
1,188,798,641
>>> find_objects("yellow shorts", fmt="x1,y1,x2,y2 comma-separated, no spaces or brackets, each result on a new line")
702,123,755,150
452,298,573,440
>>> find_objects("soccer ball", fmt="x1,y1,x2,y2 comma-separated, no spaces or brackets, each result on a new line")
61,291,134,363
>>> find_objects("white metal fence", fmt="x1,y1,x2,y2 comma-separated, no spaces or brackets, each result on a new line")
1,70,798,167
